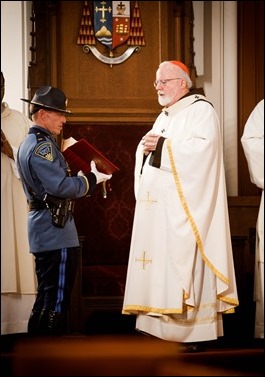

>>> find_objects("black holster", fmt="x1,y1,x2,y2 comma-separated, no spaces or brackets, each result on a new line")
44,194,74,228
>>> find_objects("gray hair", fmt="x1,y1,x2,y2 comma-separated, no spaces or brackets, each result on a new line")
158,61,193,89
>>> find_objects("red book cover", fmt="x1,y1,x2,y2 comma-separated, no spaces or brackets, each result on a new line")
61,137,119,176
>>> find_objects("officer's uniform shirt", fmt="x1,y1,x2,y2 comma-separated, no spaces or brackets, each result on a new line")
17,126,89,253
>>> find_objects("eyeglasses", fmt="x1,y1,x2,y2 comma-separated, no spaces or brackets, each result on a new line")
153,78,182,87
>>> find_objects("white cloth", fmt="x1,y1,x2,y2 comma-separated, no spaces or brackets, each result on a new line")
122,94,239,343
1,103,36,334
241,99,264,339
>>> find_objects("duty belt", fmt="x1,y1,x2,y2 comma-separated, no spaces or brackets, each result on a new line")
28,199,47,211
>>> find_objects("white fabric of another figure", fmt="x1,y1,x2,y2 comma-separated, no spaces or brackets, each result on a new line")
122,61,239,344
241,99,264,339
1,102,37,334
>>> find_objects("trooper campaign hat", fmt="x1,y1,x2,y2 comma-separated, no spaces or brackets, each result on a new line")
21,86,71,114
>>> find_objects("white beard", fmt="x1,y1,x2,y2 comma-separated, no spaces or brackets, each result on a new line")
158,94,172,107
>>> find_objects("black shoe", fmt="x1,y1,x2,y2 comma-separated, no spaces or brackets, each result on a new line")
28,310,41,335
28,309,50,336
47,311,67,335
180,342,205,353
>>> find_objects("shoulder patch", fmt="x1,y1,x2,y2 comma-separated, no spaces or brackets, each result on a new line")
35,142,53,161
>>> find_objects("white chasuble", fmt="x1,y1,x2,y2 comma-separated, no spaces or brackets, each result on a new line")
122,94,239,343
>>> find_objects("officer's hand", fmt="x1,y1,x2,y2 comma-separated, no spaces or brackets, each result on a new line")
90,160,112,184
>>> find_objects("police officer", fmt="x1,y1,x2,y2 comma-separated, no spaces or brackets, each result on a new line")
18,86,112,335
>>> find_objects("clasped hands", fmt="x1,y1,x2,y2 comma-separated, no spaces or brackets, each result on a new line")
141,133,160,155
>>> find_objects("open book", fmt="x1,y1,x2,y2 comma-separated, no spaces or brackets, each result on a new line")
61,137,120,176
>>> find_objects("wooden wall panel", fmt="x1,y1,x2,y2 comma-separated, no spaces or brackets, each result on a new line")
55,1,173,123
238,1,264,196
29,1,196,122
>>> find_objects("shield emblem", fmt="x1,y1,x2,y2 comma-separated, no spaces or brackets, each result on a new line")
94,1,130,50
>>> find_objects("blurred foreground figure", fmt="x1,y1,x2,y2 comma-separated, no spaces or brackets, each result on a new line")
241,99,264,339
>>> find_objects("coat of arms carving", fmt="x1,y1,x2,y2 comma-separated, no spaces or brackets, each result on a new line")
77,1,145,66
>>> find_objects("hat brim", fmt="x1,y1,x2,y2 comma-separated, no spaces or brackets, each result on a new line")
20,98,71,114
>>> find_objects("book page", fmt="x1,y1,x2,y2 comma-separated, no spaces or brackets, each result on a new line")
61,137,77,152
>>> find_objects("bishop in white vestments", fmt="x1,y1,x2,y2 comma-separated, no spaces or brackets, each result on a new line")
122,61,239,348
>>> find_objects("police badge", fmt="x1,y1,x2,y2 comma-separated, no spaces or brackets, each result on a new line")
77,1,145,66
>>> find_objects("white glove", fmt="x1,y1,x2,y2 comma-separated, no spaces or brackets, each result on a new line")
90,160,112,184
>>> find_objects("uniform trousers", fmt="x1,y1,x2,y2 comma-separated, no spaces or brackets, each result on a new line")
29,247,79,335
